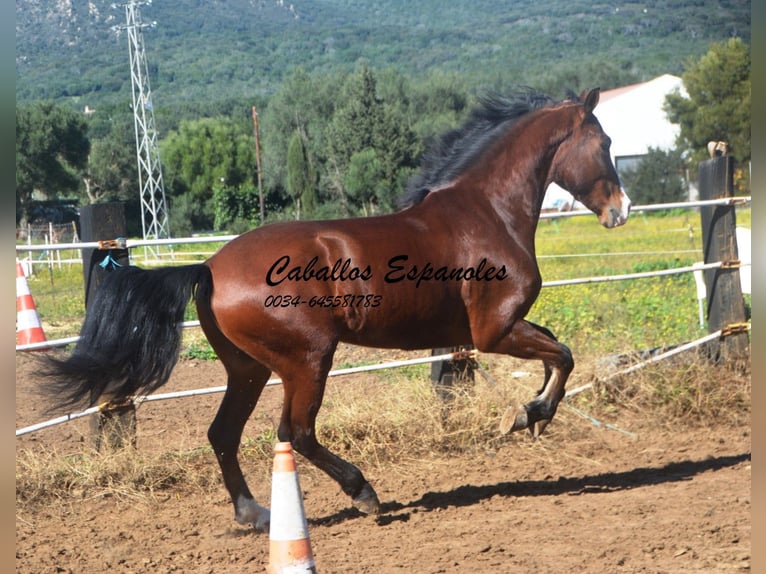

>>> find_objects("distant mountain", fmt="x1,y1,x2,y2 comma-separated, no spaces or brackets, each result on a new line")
16,0,750,110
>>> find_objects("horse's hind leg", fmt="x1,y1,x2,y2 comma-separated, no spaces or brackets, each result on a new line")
277,353,380,515
528,322,557,395
489,319,573,438
207,352,272,531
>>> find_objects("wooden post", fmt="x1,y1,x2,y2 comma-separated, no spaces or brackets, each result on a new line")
79,203,136,449
89,402,137,450
80,203,131,306
698,156,749,364
430,346,475,401
252,105,265,224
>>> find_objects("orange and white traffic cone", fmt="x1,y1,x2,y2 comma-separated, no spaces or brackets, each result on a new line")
268,442,317,574
16,260,48,349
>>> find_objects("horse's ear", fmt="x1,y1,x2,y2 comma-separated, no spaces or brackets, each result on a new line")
583,88,600,113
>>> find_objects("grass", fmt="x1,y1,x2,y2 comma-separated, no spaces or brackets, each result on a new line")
15,443,224,508
528,208,751,354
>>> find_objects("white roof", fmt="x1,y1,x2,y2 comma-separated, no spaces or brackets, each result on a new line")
595,73,685,160
543,74,686,209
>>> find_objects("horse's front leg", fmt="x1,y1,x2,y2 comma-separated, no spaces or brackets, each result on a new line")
480,319,573,438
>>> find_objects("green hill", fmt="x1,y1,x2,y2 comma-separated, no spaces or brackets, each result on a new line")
16,0,750,110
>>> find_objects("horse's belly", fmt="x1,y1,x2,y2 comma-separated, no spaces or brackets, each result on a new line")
336,304,473,350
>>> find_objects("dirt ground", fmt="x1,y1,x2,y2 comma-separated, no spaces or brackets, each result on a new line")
15,349,751,574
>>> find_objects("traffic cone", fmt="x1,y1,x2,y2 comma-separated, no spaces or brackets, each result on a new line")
268,442,317,574
16,260,48,349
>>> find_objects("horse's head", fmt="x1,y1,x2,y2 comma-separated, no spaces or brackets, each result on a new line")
548,88,631,228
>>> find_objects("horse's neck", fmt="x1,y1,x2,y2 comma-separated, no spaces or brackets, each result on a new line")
476,109,573,230
409,106,576,243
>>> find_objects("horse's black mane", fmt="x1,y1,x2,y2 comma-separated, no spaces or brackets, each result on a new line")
399,88,577,209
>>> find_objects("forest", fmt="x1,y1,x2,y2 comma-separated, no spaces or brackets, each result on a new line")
15,0,751,235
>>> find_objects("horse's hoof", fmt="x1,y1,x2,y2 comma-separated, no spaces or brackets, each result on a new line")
531,418,550,439
251,513,270,533
352,483,380,515
499,405,528,435
234,495,270,532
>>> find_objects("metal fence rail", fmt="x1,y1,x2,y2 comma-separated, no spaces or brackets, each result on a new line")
14,197,752,436
15,260,741,353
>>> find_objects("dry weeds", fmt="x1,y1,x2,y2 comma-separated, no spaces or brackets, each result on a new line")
16,351,750,518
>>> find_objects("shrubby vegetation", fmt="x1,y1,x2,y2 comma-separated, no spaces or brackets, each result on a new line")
664,37,751,166
619,147,687,206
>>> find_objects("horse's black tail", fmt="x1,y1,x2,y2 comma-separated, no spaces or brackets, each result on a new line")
40,264,213,413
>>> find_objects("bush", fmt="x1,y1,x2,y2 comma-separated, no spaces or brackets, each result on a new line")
620,147,687,205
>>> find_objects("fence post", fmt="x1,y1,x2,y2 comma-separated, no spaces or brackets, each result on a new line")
80,203,131,306
430,346,475,400
697,156,749,364
79,203,136,449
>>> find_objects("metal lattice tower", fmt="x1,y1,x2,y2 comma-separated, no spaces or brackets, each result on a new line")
114,0,170,259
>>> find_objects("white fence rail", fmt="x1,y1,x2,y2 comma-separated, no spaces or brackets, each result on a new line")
15,350,474,437
14,197,751,353
15,198,751,257
537,196,750,218
15,198,752,436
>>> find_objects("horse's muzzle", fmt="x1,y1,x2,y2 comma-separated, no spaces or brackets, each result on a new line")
601,190,631,228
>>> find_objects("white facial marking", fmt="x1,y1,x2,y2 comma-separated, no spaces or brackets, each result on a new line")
620,188,632,222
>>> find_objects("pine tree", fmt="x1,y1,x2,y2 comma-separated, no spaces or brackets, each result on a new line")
286,130,316,220
664,38,750,165
16,102,90,226
329,65,418,213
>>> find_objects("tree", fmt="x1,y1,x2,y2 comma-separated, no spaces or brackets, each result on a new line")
372,101,418,207
329,65,383,174
328,65,418,213
83,118,136,204
262,65,420,217
212,184,259,233
16,101,90,225
619,147,687,205
344,149,388,215
260,68,337,206
160,117,257,231
407,71,469,143
664,38,750,165
286,130,317,220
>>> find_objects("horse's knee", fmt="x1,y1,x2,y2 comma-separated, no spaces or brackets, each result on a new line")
278,408,319,456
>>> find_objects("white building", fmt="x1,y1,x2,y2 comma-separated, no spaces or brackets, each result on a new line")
543,74,686,210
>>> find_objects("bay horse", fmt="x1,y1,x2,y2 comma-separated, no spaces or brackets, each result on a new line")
42,87,630,531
